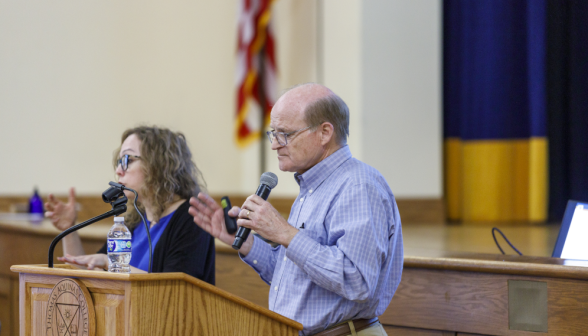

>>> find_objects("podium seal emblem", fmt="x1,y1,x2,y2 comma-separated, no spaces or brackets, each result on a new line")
46,278,95,336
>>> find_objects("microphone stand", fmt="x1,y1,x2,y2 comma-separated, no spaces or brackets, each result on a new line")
48,196,128,268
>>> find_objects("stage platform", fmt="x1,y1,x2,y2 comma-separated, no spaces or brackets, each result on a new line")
403,222,561,258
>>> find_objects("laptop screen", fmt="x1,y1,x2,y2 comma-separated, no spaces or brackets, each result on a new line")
552,200,588,259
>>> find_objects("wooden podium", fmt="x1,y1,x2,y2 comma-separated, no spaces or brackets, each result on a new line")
11,264,303,336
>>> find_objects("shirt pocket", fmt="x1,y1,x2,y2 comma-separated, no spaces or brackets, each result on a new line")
299,222,327,246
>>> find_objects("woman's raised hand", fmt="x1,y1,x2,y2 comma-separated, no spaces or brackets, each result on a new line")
45,187,77,231
58,253,108,270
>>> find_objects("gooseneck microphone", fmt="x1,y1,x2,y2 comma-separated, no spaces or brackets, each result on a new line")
48,181,154,273
48,182,129,268
232,172,278,250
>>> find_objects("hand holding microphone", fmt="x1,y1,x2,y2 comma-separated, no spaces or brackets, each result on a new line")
190,172,297,254
232,172,279,249
234,173,300,251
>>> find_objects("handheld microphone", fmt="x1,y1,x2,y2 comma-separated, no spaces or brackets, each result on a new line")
232,172,278,250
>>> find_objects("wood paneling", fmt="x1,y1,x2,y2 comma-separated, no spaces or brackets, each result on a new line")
211,196,445,223
92,293,125,336
0,195,111,223
24,280,125,336
215,252,269,309
23,278,125,336
0,275,19,336
396,198,445,223
383,267,588,335
0,276,11,336
0,197,27,215
30,287,50,336
0,220,106,336
383,269,508,334
0,227,105,278
0,195,445,223
10,278,17,336
131,280,297,336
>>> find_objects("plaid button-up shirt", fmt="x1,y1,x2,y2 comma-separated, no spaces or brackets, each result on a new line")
242,145,403,335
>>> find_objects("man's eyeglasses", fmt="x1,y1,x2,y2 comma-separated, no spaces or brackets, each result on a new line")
117,155,141,172
266,126,313,146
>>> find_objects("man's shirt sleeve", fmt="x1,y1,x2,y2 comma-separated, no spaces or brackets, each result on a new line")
285,181,395,302
240,234,280,285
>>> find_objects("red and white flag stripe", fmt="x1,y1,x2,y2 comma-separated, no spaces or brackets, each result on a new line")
235,0,278,147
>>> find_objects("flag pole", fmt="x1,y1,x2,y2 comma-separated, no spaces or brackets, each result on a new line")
258,44,267,176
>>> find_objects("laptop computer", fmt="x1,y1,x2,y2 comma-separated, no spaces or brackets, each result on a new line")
552,200,588,259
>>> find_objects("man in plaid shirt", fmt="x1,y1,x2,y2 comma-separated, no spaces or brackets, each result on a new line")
190,83,403,336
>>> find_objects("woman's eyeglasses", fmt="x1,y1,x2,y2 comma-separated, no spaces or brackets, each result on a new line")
117,155,141,172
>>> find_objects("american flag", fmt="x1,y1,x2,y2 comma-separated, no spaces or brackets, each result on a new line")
235,0,278,147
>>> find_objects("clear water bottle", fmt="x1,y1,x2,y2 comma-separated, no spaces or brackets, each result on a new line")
107,217,132,273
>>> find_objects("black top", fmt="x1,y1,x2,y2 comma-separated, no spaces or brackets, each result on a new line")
98,200,215,284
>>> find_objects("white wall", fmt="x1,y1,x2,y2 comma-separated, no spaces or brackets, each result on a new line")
0,0,240,195
0,0,441,199
361,0,442,198
321,0,442,198
321,0,363,159
0,0,316,196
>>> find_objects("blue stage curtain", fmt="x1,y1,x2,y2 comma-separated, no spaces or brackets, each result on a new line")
547,1,588,221
444,0,548,222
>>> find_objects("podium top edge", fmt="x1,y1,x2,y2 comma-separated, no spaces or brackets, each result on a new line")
11,264,149,279
403,255,588,280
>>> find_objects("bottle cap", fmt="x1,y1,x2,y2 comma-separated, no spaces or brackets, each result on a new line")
114,217,125,223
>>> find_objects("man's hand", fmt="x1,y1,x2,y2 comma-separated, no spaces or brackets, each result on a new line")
238,195,299,248
188,193,241,247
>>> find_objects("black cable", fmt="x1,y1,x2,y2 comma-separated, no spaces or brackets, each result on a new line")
49,207,125,267
492,227,523,255
129,189,152,273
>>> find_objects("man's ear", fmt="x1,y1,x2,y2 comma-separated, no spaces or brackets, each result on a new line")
319,122,335,146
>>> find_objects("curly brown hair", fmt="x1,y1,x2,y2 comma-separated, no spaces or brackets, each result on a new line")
112,126,205,226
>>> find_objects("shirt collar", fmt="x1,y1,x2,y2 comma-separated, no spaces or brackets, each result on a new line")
294,145,352,191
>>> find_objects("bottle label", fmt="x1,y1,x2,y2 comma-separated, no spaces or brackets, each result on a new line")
107,239,132,253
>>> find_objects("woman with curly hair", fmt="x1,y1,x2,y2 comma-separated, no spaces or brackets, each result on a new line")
45,126,215,284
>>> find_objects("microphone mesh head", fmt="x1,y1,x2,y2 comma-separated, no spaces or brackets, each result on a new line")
260,172,278,189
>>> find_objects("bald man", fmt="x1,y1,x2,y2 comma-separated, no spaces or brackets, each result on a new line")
189,83,403,336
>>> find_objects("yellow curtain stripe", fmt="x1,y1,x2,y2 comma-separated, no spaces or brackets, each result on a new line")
529,137,548,222
445,138,547,222
444,138,462,221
